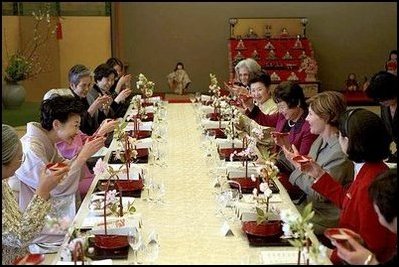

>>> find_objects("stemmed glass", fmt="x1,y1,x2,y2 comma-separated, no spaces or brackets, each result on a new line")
128,227,142,265
189,95,196,105
146,230,160,264
195,92,201,103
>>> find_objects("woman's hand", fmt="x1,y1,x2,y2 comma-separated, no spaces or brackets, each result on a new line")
271,131,291,150
333,236,378,265
97,119,118,136
77,136,106,163
297,157,325,180
36,166,70,200
88,95,112,116
115,88,132,103
237,90,254,110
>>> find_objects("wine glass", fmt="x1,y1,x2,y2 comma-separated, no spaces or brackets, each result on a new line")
128,227,142,265
195,92,201,103
146,230,160,264
189,95,196,105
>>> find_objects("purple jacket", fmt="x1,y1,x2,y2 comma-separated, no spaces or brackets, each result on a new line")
245,105,317,155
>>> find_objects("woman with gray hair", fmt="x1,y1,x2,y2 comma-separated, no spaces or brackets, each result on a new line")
225,58,262,97
2,124,69,265
234,58,262,87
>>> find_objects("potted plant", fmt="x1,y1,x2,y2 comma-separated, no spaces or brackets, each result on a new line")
3,4,57,109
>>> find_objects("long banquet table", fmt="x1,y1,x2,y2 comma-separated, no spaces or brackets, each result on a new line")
44,102,331,265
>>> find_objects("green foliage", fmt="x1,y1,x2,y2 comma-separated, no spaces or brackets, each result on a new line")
3,4,56,83
4,54,30,82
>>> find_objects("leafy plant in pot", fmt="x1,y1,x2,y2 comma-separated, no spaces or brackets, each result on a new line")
3,4,57,109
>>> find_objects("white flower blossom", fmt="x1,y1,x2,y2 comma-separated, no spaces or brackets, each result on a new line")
252,188,258,196
263,187,273,198
93,158,107,176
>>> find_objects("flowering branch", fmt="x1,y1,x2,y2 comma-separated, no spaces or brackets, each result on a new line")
3,4,57,82
208,73,221,96
136,73,155,98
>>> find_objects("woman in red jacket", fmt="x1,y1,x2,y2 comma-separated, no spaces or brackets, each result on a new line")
295,108,396,264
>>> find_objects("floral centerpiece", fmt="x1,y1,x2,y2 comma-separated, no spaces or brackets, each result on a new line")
252,161,279,224
222,105,241,145
208,73,221,97
93,159,136,218
136,73,155,100
280,202,328,265
241,161,282,238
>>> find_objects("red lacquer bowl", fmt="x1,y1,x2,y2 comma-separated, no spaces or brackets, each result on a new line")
94,235,129,249
13,253,45,265
229,177,260,190
46,162,68,171
292,155,312,164
242,220,283,237
324,228,363,251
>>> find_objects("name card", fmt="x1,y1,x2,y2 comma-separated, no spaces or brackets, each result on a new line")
220,221,234,236
212,177,221,188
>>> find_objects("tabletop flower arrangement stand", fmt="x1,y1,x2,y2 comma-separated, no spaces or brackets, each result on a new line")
280,202,328,265
227,136,259,193
114,133,141,195
92,158,137,218
241,161,283,240
136,73,155,107
208,73,221,99
222,104,242,149
92,182,129,254
59,228,89,263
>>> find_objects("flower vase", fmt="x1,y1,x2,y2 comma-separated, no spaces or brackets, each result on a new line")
2,81,26,109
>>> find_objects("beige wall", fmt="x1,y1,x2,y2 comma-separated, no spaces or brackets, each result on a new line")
2,16,19,59
118,2,397,93
58,16,111,87
2,16,111,102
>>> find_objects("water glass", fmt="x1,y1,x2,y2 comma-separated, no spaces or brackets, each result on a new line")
128,227,142,264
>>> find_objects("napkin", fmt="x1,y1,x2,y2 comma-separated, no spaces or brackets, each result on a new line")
201,119,229,129
135,137,153,149
216,138,243,149
227,166,259,178
90,216,142,236
200,105,214,114
260,249,299,264
201,95,211,101
91,146,108,158
126,121,153,131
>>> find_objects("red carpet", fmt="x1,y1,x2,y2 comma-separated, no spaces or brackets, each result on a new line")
342,91,378,106
164,93,191,103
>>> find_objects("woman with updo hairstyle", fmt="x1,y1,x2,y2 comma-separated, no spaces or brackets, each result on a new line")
2,124,69,265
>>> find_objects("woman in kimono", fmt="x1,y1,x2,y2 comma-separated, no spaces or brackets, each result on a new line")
2,124,69,264
167,62,191,95
15,95,105,245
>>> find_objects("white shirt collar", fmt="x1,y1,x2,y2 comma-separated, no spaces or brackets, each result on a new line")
354,162,365,180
